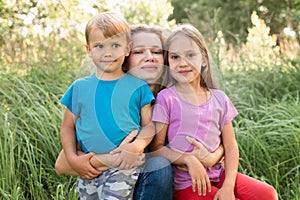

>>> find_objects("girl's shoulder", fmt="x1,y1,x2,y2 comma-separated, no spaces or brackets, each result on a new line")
156,86,176,97
210,88,230,102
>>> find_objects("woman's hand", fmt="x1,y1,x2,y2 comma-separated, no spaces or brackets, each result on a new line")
186,136,224,167
110,143,145,170
109,130,145,170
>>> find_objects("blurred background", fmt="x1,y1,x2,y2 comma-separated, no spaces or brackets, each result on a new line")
0,0,299,199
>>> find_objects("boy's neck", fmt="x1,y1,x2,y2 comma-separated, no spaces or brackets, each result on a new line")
95,70,125,80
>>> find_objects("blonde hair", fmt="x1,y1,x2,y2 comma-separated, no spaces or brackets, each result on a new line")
85,12,130,45
164,24,219,89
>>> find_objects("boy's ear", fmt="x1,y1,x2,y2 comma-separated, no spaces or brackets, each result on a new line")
86,44,91,57
125,42,132,57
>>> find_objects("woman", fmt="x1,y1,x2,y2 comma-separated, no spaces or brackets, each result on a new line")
55,24,224,200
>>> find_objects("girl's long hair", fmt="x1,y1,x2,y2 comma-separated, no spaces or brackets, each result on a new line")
164,24,220,89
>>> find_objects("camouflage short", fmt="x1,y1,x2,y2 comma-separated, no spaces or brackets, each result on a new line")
76,167,140,200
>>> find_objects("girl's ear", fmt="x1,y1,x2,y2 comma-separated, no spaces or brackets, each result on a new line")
201,57,208,67
86,44,91,57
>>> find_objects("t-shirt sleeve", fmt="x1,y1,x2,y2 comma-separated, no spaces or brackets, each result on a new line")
140,83,155,107
152,90,169,124
60,82,79,116
222,93,238,126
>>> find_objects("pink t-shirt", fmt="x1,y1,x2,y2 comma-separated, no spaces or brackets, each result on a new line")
152,86,238,190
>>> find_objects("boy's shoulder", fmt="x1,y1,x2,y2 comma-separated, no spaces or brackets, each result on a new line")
73,74,96,85
123,73,148,86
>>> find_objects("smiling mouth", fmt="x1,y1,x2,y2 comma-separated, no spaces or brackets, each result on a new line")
141,65,158,70
178,70,192,74
101,60,116,64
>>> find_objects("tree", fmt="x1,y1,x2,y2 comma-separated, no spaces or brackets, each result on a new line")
169,0,300,46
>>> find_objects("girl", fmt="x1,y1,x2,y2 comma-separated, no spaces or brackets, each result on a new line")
150,24,277,200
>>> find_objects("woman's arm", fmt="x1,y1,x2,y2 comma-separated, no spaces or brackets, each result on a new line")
185,137,224,168
58,108,102,179
149,122,211,195
55,129,141,176
110,103,154,170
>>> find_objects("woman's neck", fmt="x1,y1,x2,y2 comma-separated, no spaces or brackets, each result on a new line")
148,83,161,97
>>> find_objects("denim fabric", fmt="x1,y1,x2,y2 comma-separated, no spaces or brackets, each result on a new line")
134,157,174,200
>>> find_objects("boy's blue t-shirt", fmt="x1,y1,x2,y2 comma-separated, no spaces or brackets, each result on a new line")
60,73,154,154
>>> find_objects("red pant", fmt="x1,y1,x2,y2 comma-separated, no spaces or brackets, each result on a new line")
173,172,277,200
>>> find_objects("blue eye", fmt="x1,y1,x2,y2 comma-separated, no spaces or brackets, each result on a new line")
187,53,194,58
96,44,104,49
112,43,120,48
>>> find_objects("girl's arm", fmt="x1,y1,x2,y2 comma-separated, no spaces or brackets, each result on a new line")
149,122,211,196
59,108,101,179
214,122,239,199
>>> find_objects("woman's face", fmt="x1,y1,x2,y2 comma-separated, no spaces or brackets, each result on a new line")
127,32,164,84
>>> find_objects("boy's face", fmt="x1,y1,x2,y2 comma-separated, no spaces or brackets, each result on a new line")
86,28,130,75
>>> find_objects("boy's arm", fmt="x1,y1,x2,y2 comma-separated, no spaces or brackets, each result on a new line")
110,103,154,170
133,103,155,151
59,108,101,179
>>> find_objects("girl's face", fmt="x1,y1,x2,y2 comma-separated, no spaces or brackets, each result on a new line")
86,28,130,76
168,34,206,84
127,32,164,84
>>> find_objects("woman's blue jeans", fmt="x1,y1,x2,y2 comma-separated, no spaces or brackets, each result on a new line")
133,156,174,200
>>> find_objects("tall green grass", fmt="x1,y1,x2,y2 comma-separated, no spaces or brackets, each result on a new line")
0,57,299,199
224,60,300,200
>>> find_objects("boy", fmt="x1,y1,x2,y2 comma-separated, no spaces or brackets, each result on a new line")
59,12,155,199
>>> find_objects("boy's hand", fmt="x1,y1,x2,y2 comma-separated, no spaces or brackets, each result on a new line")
69,152,102,179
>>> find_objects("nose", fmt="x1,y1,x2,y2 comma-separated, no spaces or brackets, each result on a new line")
144,49,154,62
104,47,112,57
178,57,188,67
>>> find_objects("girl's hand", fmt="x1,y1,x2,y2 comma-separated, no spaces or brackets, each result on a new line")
69,152,102,179
185,155,211,196
213,186,235,200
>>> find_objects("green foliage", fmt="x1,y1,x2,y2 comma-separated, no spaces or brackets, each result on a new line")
223,61,300,199
169,0,300,45
0,1,299,199
111,0,175,28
